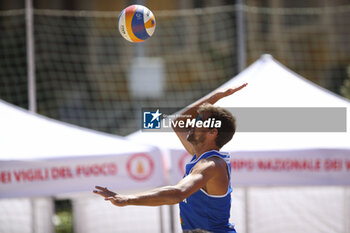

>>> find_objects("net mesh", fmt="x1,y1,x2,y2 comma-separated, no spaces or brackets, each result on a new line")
2,4,349,135
0,10,28,109
0,5,349,135
32,7,236,135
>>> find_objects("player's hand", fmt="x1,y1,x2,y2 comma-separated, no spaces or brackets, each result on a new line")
93,186,129,207
214,83,247,100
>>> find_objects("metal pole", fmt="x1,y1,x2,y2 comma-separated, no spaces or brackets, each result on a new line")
244,187,250,233
159,206,164,233
26,0,36,113
26,2,37,232
237,3,249,230
169,205,175,233
345,187,350,233
30,198,36,233
236,0,246,72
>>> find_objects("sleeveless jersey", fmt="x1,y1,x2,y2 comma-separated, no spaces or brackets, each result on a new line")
179,150,236,233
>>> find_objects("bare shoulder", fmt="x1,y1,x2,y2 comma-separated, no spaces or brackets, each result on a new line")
192,156,227,175
192,156,229,195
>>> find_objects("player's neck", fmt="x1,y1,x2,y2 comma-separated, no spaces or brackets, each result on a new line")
193,144,220,159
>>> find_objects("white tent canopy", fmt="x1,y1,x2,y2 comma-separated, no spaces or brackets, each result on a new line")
70,55,350,233
1,55,349,233
129,54,350,186
0,100,165,198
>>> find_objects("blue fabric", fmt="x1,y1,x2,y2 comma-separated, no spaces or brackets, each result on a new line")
179,150,236,233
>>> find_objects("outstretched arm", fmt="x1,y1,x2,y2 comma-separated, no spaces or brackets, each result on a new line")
93,158,219,206
172,83,248,155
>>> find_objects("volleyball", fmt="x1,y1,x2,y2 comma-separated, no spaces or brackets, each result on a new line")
117,5,156,43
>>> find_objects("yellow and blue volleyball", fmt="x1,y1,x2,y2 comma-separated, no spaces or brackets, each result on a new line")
118,5,156,43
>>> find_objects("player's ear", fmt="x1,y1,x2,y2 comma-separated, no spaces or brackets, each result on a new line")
208,128,218,136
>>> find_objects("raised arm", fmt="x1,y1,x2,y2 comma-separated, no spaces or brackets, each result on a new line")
172,83,248,155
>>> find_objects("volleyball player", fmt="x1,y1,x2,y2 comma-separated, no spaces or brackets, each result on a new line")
94,83,247,233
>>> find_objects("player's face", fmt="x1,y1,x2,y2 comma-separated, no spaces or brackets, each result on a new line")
187,128,206,145
187,113,210,145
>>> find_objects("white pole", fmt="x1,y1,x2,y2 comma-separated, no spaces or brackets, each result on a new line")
244,187,250,233
236,0,246,72
26,0,36,113
26,2,37,232
30,199,37,233
169,205,175,233
237,2,248,228
345,187,350,233
159,206,164,233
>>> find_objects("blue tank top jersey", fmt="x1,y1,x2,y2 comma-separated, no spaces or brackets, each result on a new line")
179,150,236,233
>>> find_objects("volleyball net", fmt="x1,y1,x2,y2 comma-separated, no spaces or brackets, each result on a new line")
0,5,349,135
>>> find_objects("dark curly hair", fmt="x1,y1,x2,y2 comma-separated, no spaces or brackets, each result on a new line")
197,103,236,148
